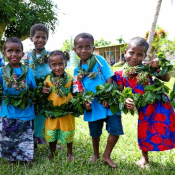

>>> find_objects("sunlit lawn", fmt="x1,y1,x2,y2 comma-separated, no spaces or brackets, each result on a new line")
0,67,175,175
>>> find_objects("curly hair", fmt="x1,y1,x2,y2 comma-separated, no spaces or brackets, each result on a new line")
49,50,70,63
30,23,49,38
74,33,94,46
4,37,23,51
127,37,149,53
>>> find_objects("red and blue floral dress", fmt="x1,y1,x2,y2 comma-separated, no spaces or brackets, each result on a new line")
114,70,175,151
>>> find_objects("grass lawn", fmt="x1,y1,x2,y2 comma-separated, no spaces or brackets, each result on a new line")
0,68,175,175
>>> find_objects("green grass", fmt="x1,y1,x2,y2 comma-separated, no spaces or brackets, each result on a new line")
1,71,175,175
1,113,175,175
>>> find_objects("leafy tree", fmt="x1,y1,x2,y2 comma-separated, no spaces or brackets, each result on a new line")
146,0,173,60
145,26,168,58
116,35,125,44
0,0,58,50
163,38,175,55
61,37,74,52
94,38,111,47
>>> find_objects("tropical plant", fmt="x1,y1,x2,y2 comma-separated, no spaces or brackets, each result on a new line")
0,0,58,50
116,35,125,44
94,38,111,47
61,37,74,52
145,26,168,58
146,0,173,60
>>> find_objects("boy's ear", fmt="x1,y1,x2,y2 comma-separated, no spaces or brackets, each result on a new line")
3,51,6,58
30,36,33,42
124,49,127,56
22,52,25,57
73,47,76,52
92,46,95,52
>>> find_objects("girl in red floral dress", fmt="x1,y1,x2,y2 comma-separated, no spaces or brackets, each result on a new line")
114,37,175,168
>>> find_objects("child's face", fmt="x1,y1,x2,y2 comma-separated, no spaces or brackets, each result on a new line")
30,31,48,51
3,42,24,68
49,55,66,77
73,38,95,63
124,44,146,67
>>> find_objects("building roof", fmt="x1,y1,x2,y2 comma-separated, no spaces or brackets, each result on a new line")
95,44,125,49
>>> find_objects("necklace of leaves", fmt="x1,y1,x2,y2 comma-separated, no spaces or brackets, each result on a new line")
123,52,173,85
50,71,70,97
123,62,150,85
2,63,28,91
77,54,97,80
29,48,49,69
0,63,35,110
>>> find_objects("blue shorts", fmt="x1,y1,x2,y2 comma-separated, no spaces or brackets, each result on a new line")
88,115,124,138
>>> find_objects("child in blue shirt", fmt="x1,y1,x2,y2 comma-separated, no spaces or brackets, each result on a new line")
0,37,36,162
0,52,5,67
73,33,123,168
23,23,51,146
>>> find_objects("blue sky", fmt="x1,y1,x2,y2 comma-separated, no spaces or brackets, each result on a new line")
23,0,175,52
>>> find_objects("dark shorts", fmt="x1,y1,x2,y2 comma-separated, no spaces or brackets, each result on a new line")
88,115,124,138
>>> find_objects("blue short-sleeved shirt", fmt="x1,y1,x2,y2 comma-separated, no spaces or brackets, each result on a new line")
0,52,5,67
74,55,121,122
23,52,51,78
0,67,37,121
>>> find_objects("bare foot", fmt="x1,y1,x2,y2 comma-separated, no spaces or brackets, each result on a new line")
102,155,116,168
67,154,75,162
48,154,54,160
136,157,148,168
90,155,99,162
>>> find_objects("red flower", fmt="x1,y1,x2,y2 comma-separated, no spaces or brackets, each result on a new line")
146,104,155,116
138,111,145,120
149,124,158,134
154,113,166,122
154,122,169,134
140,141,153,151
23,79,26,83
158,144,171,151
138,121,149,139
165,138,173,146
150,135,163,144
162,102,172,110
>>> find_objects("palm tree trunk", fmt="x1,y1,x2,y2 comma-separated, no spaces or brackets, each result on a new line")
145,0,162,60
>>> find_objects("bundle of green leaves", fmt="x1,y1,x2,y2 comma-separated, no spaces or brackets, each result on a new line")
4,88,34,110
138,52,173,77
136,78,170,109
42,89,94,119
170,82,175,108
94,83,137,115
33,77,50,113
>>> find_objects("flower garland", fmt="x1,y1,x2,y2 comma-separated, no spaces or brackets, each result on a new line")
77,54,97,80
50,72,71,97
0,63,36,110
2,63,28,91
26,48,49,69
122,62,150,85
122,52,173,85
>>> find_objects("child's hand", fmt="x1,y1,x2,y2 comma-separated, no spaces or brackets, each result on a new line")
125,98,135,110
84,100,92,111
145,55,159,68
102,101,109,108
42,84,50,94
